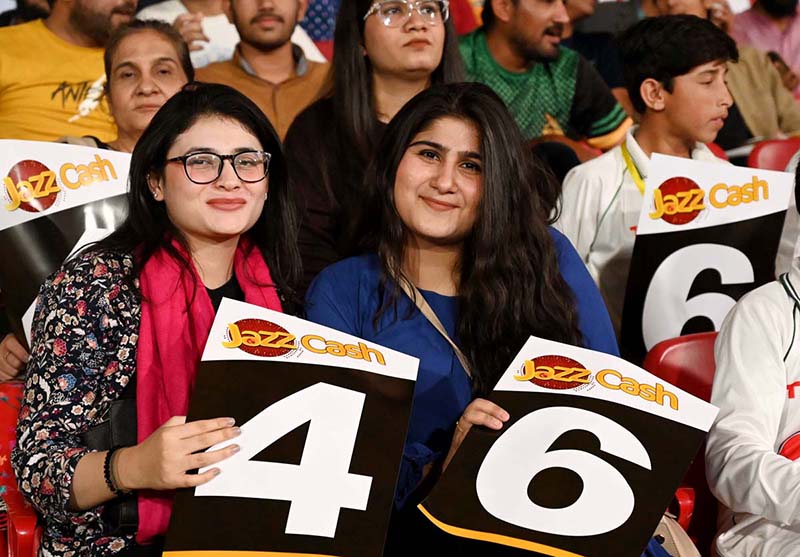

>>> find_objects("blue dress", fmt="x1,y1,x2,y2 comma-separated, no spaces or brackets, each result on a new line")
306,228,619,510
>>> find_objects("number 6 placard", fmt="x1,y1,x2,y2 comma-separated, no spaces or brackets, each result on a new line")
620,154,792,363
418,337,718,557
164,299,419,557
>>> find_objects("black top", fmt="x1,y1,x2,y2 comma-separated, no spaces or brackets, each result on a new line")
284,96,387,295
84,136,114,151
714,102,754,156
562,31,625,89
206,274,244,312
0,10,20,27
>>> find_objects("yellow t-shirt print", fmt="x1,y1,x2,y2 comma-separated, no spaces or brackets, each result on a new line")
0,19,116,142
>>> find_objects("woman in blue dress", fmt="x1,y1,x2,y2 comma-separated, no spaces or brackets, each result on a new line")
305,82,627,553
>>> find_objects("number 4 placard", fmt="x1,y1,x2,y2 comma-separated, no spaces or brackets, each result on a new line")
164,299,419,557
195,382,373,538
418,337,717,557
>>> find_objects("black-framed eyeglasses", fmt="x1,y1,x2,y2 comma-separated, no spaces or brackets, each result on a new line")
363,0,450,27
166,150,271,184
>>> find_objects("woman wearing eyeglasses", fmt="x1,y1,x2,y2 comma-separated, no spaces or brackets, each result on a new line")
12,83,301,557
284,0,463,294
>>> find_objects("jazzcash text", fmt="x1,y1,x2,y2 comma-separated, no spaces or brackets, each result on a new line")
515,359,591,385
649,176,769,220
4,154,118,211
516,359,679,410
596,369,679,410
223,323,386,365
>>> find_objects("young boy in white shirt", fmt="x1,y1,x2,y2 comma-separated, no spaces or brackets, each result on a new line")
555,15,736,335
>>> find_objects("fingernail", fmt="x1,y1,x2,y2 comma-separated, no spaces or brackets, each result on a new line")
502,412,510,421
225,417,235,426
233,426,242,436
212,468,221,476
230,444,240,453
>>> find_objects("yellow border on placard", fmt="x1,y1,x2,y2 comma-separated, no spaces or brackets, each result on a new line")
417,504,586,557
161,550,336,557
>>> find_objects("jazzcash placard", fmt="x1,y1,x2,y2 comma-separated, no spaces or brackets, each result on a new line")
620,154,792,363
0,140,130,345
418,336,717,557
165,299,419,557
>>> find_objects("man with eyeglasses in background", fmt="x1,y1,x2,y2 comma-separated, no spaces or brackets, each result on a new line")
196,0,329,139
459,0,632,154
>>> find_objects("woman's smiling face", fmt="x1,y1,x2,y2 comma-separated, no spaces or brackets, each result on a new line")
152,116,269,248
393,116,483,247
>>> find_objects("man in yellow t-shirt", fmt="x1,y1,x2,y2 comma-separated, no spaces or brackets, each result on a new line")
0,0,137,141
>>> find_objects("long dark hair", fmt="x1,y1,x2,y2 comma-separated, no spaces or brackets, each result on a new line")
370,83,583,396
94,82,302,311
330,0,463,166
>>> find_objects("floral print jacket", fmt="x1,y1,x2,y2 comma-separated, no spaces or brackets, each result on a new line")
12,250,141,556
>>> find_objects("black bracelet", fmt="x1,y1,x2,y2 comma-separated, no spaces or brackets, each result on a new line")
104,447,125,497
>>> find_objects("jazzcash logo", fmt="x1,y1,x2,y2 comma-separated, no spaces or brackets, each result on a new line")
515,355,679,410
223,318,386,365
514,355,592,391
648,175,769,225
3,154,119,212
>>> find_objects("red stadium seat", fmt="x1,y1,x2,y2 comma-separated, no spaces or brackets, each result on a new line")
642,332,718,557
0,382,39,557
747,138,800,171
705,142,728,161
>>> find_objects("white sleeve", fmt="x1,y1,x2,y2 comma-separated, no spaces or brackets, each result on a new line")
776,206,798,276
705,291,800,525
136,2,179,23
290,27,327,63
555,165,604,266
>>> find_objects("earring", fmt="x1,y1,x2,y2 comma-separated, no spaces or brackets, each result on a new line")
151,190,158,199
264,192,269,201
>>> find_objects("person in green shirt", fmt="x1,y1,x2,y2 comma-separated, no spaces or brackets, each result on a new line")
460,0,632,151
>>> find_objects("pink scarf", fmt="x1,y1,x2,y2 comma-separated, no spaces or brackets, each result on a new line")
135,237,282,544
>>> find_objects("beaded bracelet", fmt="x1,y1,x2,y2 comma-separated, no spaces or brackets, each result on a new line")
103,447,127,497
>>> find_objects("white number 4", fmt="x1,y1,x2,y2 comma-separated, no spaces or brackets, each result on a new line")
195,382,373,538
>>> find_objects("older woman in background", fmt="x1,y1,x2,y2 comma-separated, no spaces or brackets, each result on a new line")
62,18,194,151
0,19,196,380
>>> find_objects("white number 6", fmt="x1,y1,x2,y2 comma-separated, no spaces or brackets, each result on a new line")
476,406,651,536
642,243,753,350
